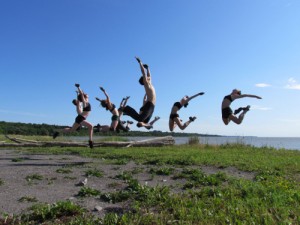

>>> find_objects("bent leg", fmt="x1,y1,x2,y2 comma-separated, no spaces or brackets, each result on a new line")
228,112,247,125
81,120,93,141
149,116,160,126
174,117,190,130
222,118,230,125
169,119,176,131
63,123,81,133
123,105,143,121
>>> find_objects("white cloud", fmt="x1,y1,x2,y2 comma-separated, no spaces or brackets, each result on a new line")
255,83,271,88
285,77,300,90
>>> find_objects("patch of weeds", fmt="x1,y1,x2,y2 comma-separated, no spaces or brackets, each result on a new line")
174,168,228,189
107,182,123,189
149,167,174,176
131,167,144,174
0,178,4,186
20,201,86,224
46,177,57,185
254,169,283,182
85,168,104,177
18,196,38,203
56,168,72,174
114,171,133,182
101,213,122,225
11,158,24,162
26,174,43,184
100,191,131,203
114,158,129,165
77,187,101,197
144,159,163,165
126,179,171,205
166,158,195,166
187,136,200,145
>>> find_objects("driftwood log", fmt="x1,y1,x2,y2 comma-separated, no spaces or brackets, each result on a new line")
1,135,175,148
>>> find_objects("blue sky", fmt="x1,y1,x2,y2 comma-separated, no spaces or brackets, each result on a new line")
1,0,300,137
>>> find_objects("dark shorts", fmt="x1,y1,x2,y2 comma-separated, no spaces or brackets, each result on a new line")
169,113,179,120
222,107,233,119
111,115,119,121
75,115,86,124
139,101,155,123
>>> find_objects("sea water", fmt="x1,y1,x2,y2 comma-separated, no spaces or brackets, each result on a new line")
69,136,300,151
127,136,300,150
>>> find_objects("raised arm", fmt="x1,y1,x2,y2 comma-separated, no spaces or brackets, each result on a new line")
75,84,87,103
240,94,262,99
187,92,205,102
100,87,110,102
135,57,147,78
76,100,82,114
120,96,130,107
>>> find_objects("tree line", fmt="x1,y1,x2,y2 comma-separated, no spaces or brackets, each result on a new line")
0,121,217,137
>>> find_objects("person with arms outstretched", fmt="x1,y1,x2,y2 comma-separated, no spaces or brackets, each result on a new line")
95,86,120,132
121,57,156,128
53,84,93,148
169,92,204,131
221,89,262,125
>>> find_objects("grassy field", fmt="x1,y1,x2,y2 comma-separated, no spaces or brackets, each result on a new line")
1,135,300,224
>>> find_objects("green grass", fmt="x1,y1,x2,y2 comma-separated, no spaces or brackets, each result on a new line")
2,141,300,224
18,196,38,203
25,174,43,183
76,187,101,197
56,168,72,174
84,168,104,177
11,157,24,162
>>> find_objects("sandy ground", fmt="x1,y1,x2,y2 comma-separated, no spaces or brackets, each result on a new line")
0,149,255,218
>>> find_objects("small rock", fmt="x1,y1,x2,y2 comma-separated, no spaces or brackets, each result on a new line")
94,205,103,212
76,178,87,186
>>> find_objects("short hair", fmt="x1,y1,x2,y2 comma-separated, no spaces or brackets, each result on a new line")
100,100,108,109
139,76,144,85
77,93,88,102
232,89,241,95
77,95,83,102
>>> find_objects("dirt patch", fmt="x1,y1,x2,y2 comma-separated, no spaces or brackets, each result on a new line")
0,149,256,218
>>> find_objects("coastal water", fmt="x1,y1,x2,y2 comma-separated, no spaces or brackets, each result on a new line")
127,136,300,150
71,136,300,151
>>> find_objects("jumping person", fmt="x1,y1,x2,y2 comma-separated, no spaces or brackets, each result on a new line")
116,96,133,133
169,92,205,131
72,92,82,131
121,57,156,128
53,84,93,148
221,89,262,125
95,86,120,132
136,94,160,129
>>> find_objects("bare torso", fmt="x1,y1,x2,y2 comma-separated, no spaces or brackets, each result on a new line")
144,81,156,104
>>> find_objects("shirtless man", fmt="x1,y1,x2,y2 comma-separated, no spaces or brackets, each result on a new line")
221,89,262,125
122,57,157,129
